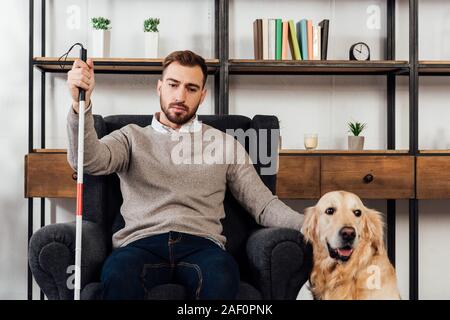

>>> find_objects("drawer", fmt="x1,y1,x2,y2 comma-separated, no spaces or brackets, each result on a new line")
321,156,415,199
25,151,77,198
417,156,450,199
276,156,320,199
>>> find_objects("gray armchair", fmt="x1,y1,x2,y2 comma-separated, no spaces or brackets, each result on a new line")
28,114,312,300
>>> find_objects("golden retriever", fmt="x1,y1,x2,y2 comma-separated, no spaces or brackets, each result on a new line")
302,191,401,300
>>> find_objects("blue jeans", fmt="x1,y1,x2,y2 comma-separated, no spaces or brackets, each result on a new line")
100,231,240,300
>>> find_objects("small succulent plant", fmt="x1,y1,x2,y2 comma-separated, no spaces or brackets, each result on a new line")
91,17,111,30
144,18,160,32
348,121,367,136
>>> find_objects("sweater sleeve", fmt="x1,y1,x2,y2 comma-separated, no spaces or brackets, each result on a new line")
226,138,304,231
66,103,131,175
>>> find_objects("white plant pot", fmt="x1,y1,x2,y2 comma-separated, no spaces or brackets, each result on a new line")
348,136,365,150
92,29,110,58
145,32,159,58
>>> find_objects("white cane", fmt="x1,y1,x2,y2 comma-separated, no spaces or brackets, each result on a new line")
74,46,87,300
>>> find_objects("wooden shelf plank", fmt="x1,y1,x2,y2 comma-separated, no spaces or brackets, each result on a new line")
34,57,411,75
419,149,450,154
419,61,450,65
229,60,410,75
33,57,220,74
31,148,415,155
32,149,66,153
419,61,450,74
279,149,410,155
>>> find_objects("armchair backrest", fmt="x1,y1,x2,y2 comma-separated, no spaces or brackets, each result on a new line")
83,114,279,277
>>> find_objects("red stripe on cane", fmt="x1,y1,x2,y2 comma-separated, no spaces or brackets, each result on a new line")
76,183,83,216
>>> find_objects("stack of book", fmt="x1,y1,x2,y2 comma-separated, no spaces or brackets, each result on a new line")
253,18,329,61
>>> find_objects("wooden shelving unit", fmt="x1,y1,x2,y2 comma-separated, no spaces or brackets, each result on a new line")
27,0,227,301
33,57,220,74
279,149,409,155
32,148,66,153
28,0,450,301
418,149,450,154
419,61,450,74
229,60,410,75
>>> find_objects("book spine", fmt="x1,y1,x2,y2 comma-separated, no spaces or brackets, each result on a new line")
307,20,313,60
313,26,320,60
282,21,288,60
268,19,276,60
317,25,321,60
275,19,282,60
262,18,269,59
299,19,308,60
253,20,259,59
288,20,302,60
257,19,263,59
319,19,329,60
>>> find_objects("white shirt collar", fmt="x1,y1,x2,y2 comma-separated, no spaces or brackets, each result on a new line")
151,112,202,134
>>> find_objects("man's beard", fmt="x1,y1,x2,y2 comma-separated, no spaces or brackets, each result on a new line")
160,97,200,125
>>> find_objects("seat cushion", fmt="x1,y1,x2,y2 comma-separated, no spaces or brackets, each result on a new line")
147,283,187,299
81,281,261,300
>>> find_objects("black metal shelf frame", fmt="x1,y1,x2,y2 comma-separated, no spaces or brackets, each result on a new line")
219,0,418,300
28,0,420,300
27,0,224,300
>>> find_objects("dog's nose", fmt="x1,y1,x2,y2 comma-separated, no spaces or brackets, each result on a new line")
340,227,356,242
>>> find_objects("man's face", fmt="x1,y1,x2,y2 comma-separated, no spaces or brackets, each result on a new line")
157,62,207,125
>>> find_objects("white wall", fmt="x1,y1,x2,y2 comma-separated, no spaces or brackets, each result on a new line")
0,0,449,299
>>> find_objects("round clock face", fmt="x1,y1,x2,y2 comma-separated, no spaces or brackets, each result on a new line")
352,43,370,61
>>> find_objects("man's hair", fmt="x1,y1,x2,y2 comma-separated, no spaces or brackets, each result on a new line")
162,50,208,88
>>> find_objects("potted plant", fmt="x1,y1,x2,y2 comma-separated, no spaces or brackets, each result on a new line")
91,17,111,57
348,121,366,150
144,18,160,58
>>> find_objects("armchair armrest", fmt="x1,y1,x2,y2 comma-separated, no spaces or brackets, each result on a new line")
246,227,312,300
28,220,109,300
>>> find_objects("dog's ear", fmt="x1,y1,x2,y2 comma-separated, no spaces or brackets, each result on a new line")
362,208,385,253
302,206,318,243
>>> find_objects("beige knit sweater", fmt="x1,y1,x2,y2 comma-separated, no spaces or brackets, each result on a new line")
67,106,304,249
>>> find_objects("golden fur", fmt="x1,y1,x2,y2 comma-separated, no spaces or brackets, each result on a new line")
302,191,401,300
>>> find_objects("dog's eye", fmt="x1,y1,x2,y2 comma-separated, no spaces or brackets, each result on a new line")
325,208,335,215
354,209,362,217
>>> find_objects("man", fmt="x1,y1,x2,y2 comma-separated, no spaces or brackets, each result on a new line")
66,50,304,300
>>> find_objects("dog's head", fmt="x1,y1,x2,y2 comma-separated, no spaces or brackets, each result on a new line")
302,191,384,263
